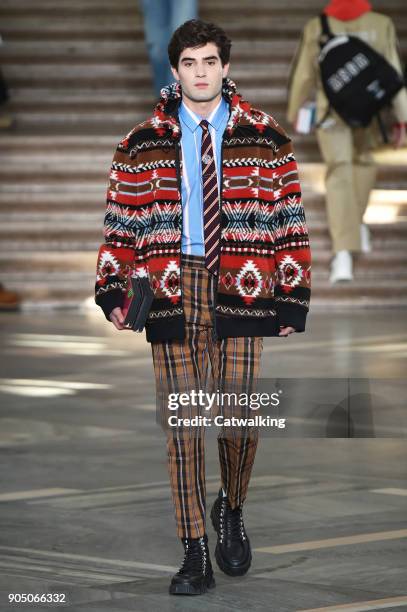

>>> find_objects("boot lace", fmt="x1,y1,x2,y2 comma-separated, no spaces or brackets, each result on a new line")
178,536,208,575
219,498,247,544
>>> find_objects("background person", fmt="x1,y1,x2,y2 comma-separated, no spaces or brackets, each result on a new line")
139,0,198,96
287,0,407,284
0,35,14,130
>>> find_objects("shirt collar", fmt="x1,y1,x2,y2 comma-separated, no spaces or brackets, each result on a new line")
179,96,229,133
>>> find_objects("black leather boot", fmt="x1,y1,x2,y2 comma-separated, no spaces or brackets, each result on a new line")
210,488,252,576
169,533,216,595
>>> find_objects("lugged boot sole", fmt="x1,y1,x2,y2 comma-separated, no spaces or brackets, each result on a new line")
169,574,216,595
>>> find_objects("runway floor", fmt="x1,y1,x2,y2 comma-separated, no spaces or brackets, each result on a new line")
0,307,406,611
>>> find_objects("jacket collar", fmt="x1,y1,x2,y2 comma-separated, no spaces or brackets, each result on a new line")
151,77,271,139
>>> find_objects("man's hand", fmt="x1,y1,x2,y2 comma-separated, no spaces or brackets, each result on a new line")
392,123,406,149
279,326,296,337
109,306,130,331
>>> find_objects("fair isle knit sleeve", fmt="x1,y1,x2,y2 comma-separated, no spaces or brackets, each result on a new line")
271,134,311,332
94,134,140,321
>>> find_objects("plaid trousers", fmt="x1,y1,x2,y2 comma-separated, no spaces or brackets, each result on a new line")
151,253,263,539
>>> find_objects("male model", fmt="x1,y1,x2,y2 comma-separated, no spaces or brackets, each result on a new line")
287,0,407,284
95,19,311,596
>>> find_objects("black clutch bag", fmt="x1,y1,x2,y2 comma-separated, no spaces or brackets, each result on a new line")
122,275,154,332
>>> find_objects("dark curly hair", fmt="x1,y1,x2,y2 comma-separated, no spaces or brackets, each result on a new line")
168,19,232,68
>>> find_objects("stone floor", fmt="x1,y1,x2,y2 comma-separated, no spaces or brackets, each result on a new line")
0,306,406,611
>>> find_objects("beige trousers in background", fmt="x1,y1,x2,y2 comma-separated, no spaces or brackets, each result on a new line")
316,120,377,254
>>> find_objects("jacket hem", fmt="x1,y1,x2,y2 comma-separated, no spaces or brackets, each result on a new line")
216,315,280,338
145,315,186,343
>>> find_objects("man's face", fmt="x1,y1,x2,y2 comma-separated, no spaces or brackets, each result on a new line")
171,42,229,104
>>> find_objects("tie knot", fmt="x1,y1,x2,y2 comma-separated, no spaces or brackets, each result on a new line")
200,119,209,131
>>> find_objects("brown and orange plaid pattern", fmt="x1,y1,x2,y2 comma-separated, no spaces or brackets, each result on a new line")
151,254,263,538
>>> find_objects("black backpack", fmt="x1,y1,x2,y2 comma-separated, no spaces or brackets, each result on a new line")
318,14,405,131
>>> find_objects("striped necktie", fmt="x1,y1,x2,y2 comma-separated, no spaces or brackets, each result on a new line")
200,119,221,275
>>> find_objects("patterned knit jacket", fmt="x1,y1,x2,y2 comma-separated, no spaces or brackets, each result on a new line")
94,78,312,343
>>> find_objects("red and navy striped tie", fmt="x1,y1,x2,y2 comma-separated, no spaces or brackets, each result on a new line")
200,119,221,275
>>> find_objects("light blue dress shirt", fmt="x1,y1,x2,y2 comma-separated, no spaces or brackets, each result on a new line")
178,96,230,255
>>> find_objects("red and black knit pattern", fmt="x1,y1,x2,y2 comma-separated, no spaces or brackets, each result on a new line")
95,78,311,342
